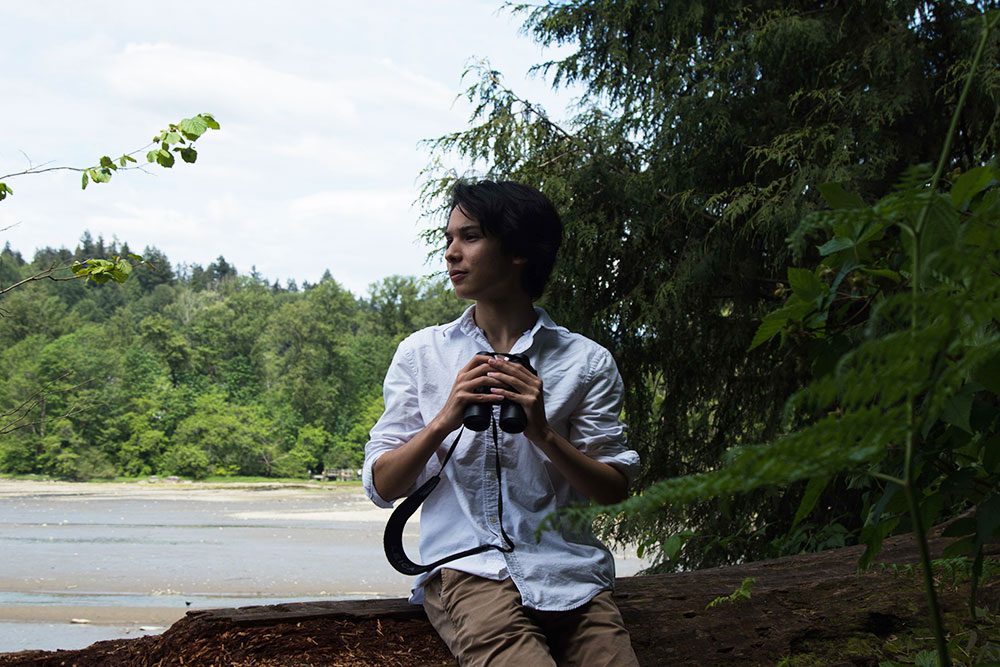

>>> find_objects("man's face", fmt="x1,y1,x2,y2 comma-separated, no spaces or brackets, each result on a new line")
444,206,525,302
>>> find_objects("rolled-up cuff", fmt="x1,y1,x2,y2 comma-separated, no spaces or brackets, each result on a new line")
362,451,395,508
593,450,640,486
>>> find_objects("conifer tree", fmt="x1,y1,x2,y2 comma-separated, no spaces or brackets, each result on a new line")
422,0,1000,568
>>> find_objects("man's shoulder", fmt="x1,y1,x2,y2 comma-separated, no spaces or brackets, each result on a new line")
543,321,612,358
395,315,464,355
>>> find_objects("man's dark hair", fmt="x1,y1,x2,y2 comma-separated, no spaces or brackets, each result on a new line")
449,180,563,300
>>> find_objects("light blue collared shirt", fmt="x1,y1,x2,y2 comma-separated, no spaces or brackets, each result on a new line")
363,306,640,611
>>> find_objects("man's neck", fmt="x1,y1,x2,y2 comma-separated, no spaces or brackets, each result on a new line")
472,298,538,354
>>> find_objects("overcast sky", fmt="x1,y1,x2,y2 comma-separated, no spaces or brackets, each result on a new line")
0,1,577,296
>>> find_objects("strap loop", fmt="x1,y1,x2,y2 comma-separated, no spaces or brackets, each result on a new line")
383,421,515,575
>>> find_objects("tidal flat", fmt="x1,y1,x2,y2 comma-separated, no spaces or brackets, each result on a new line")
0,479,647,652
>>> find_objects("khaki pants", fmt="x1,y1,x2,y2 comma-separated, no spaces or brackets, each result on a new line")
422,569,640,667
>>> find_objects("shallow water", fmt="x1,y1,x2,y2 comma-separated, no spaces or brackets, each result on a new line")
0,481,647,653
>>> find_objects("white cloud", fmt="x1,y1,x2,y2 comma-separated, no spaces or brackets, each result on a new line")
104,43,358,122
0,0,578,295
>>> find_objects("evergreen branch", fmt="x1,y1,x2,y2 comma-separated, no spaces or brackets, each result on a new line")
899,14,999,666
915,11,1000,237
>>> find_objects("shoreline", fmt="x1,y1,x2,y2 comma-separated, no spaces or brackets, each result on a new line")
0,605,186,628
0,476,649,653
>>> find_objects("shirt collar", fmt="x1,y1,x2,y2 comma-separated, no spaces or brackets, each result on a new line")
442,304,560,348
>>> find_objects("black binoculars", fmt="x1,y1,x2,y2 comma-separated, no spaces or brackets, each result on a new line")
462,351,536,433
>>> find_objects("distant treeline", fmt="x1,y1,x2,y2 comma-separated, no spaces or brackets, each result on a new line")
0,233,465,480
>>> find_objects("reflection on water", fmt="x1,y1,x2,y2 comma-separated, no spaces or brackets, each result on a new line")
1,621,161,653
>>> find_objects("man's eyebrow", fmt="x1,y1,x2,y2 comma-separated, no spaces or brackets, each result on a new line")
447,224,482,236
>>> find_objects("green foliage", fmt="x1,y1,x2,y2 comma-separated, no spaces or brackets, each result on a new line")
705,576,756,610
0,238,466,482
422,0,1000,576
80,113,219,189
1,115,218,297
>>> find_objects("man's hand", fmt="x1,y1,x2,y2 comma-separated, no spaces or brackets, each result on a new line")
484,356,549,441
430,354,506,434
484,355,628,505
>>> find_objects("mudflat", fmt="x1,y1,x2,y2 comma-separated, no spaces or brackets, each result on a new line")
0,479,412,640
0,478,648,650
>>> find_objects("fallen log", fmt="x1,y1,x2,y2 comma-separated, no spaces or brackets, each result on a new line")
2,531,997,666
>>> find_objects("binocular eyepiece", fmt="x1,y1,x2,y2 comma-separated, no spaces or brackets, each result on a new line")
463,351,536,433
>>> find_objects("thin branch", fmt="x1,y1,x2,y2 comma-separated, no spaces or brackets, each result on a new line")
0,372,93,435
0,265,86,298
0,143,156,182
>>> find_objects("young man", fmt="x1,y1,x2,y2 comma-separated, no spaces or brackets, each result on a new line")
363,180,640,666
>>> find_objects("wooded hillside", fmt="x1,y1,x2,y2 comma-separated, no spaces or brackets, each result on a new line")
0,238,464,480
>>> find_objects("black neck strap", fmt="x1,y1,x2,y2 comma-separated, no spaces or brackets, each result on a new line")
383,420,515,576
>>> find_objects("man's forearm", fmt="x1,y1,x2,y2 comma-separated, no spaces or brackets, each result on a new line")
371,418,452,501
531,427,629,505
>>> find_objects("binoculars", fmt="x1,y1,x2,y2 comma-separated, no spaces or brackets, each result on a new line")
462,351,536,433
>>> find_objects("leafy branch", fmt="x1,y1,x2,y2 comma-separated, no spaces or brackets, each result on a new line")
549,12,999,666
0,112,219,199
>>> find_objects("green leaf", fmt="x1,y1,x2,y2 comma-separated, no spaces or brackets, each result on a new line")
88,168,112,184
179,115,209,140
941,384,975,434
750,314,785,350
817,237,855,256
787,268,825,303
817,182,866,210
201,113,220,129
0,182,11,200
941,536,974,558
860,268,902,283
973,354,1000,396
81,172,89,190
179,146,198,163
919,194,960,251
154,149,175,168
983,433,1000,474
975,494,1000,548
941,517,977,538
791,475,830,529
661,531,695,562
749,299,815,350
950,166,995,207
98,155,116,170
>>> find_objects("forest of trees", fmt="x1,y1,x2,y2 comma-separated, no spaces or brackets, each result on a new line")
2,1,998,624
0,235,465,480
418,0,1000,586
3,2,997,662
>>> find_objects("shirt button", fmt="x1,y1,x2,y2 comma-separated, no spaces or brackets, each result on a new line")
488,472,496,480
490,515,498,523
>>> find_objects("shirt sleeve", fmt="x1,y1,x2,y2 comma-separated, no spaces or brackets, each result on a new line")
362,340,427,508
568,346,640,486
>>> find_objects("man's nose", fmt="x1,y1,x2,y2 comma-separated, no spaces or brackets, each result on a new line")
445,242,460,263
